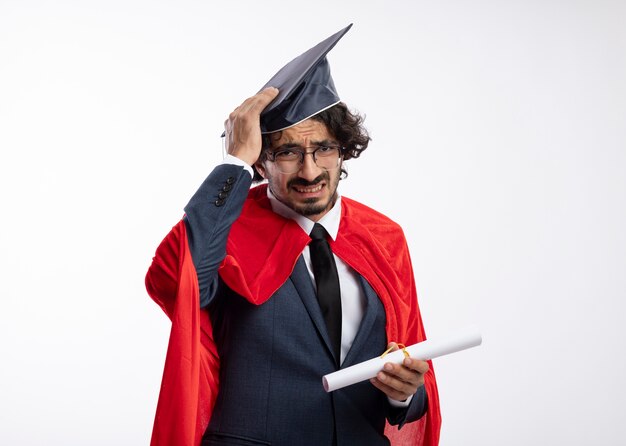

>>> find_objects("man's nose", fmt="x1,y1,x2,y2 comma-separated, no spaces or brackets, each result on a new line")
297,152,322,180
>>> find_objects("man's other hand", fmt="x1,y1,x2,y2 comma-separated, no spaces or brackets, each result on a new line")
369,342,429,402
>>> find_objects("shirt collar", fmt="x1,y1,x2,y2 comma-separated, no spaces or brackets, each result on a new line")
266,187,341,240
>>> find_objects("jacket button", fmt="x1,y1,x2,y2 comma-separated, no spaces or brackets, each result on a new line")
222,184,232,192
214,199,225,207
218,191,229,199
225,176,235,185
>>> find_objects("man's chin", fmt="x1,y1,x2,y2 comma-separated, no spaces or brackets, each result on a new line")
276,187,339,218
293,197,330,217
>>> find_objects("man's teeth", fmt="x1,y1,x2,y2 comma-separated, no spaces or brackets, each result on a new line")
295,184,323,193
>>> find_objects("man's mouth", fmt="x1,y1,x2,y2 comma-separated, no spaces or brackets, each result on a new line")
294,184,324,194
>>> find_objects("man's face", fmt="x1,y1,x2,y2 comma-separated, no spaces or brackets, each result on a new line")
255,119,342,222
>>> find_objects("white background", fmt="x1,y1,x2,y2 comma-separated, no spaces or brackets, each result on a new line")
1,1,625,444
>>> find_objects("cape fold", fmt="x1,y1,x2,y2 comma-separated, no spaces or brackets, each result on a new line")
145,221,219,446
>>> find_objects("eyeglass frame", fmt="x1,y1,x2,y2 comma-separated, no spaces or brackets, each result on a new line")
262,145,345,174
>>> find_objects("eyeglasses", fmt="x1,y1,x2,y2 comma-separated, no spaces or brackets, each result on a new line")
264,145,343,174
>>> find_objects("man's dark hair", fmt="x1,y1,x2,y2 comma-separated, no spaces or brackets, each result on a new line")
252,102,371,182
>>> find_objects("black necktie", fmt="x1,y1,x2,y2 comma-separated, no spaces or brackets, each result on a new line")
309,223,342,362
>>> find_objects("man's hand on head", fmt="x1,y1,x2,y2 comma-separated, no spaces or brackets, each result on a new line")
224,87,279,166
369,342,429,403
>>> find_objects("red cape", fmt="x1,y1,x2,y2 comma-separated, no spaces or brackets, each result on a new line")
146,184,441,446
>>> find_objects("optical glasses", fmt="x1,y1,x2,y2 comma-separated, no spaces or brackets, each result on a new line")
264,145,343,174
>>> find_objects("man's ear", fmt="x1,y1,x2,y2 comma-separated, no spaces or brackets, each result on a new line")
254,160,267,179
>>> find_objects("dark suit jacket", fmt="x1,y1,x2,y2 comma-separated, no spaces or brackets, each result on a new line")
183,164,426,446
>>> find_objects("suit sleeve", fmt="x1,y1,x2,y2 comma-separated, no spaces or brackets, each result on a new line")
183,163,253,308
387,385,428,428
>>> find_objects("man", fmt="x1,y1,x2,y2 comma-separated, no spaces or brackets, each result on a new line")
146,25,441,446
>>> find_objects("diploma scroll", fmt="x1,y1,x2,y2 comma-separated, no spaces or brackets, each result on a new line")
322,326,482,392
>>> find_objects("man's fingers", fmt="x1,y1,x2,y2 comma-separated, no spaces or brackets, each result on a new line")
370,377,410,402
371,359,427,401
403,357,429,375
383,360,425,385
369,358,429,401
228,88,279,128
260,86,280,101
238,87,279,115
248,87,279,115
375,370,415,395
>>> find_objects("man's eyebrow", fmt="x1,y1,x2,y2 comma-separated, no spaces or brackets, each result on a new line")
275,139,339,150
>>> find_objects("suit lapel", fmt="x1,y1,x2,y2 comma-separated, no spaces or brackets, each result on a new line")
290,256,339,365
290,257,385,368
341,276,381,368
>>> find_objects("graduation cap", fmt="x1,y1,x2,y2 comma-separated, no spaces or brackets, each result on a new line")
258,24,352,133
